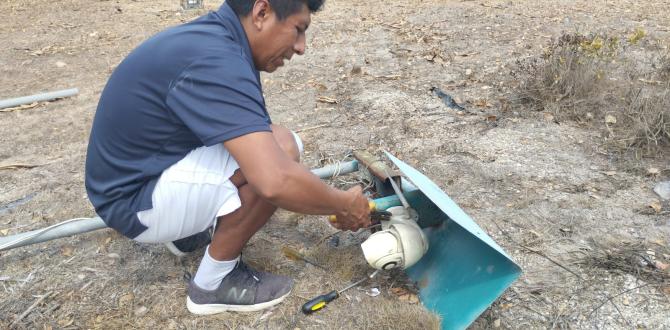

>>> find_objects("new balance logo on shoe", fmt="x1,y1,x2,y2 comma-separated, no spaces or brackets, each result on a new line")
226,287,248,302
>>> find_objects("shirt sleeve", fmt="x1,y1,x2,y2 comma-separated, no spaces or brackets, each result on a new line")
165,53,271,146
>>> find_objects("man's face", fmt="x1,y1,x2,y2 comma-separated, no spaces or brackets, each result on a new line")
253,4,311,73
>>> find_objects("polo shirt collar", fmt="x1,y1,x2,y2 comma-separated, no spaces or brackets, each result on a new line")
216,3,257,74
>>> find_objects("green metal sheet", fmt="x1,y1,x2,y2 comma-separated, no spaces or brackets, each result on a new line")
370,152,522,329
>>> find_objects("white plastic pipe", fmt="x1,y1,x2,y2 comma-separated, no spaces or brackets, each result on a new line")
0,160,360,251
0,88,79,109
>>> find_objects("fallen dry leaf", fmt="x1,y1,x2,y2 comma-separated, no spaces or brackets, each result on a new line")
390,287,410,296
61,246,74,257
0,229,9,235
118,293,134,307
316,96,338,104
649,200,662,213
654,261,669,271
474,99,492,108
58,319,74,327
390,287,419,303
543,112,555,122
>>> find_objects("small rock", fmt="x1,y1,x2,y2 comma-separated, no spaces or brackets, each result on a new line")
465,68,473,76
605,114,617,124
55,61,67,68
366,287,381,297
443,116,456,124
648,167,660,176
653,181,670,200
493,319,501,328
134,306,149,317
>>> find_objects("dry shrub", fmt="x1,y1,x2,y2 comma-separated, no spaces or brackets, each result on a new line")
516,33,617,119
658,53,670,82
615,86,670,154
517,32,670,156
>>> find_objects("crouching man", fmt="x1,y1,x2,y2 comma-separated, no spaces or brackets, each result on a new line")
85,0,370,315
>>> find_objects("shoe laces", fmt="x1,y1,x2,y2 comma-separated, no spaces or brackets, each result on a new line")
237,260,261,282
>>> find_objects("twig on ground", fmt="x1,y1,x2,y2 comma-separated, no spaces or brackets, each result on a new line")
588,283,650,318
609,299,632,328
10,291,53,327
491,219,584,280
295,123,330,133
517,303,548,321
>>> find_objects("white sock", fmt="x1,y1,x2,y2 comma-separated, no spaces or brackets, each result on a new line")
193,246,239,290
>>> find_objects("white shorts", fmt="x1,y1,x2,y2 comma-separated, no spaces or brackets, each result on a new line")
133,132,304,244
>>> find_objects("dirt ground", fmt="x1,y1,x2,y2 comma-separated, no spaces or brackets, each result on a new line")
1,0,669,329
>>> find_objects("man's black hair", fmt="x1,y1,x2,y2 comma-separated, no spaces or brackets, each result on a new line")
227,0,325,20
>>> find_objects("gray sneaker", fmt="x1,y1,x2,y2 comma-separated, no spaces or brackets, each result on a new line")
186,260,293,314
165,229,211,257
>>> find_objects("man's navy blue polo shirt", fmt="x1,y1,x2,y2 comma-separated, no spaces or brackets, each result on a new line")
85,3,271,238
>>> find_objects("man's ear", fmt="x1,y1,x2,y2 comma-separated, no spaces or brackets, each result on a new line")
251,0,273,30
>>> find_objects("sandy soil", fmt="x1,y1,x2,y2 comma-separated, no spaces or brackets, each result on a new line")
1,0,669,329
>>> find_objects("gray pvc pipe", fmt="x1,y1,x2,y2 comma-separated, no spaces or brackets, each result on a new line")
0,88,79,109
0,160,360,251
0,217,107,251
310,160,359,178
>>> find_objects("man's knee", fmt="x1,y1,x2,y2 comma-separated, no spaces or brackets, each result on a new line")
271,124,301,162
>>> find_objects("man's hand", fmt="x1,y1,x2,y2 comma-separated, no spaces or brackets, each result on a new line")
331,186,371,231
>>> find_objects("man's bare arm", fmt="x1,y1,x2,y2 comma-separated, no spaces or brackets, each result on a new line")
223,131,370,230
